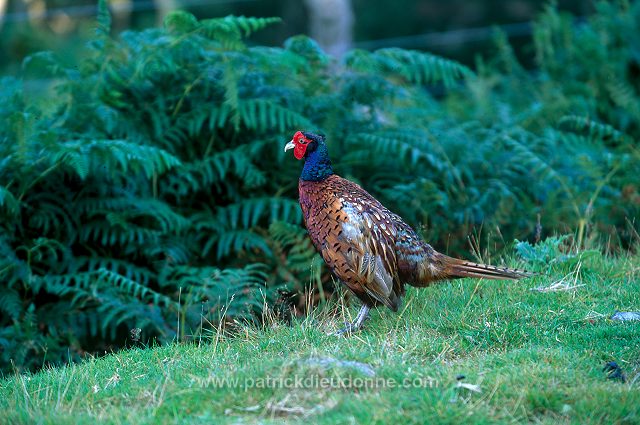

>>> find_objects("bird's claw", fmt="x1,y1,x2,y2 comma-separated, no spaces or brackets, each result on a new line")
334,321,359,336
331,305,371,336
333,314,370,336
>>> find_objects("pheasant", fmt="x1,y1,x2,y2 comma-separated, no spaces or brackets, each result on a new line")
284,131,532,334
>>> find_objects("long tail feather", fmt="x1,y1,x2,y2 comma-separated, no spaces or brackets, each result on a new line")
443,256,534,280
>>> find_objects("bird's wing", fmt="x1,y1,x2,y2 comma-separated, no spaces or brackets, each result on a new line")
319,176,404,310
340,201,400,307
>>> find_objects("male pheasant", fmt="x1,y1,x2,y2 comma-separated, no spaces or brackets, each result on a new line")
285,131,532,334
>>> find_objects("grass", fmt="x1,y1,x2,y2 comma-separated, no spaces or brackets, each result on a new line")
1,246,639,424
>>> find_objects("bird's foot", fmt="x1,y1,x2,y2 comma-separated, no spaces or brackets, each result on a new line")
334,321,364,336
332,305,371,336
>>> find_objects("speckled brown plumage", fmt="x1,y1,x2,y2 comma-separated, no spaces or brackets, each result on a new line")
299,175,405,311
299,174,532,313
286,131,532,332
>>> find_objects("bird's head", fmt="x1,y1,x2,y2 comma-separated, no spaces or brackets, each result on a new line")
284,131,325,160
284,131,333,181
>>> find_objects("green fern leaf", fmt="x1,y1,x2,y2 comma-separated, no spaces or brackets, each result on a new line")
346,48,474,88
238,99,313,132
0,288,22,320
558,115,630,144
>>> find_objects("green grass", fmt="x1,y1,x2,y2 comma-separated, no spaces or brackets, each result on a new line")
1,250,639,424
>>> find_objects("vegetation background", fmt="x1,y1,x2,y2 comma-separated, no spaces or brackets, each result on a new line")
0,0,639,382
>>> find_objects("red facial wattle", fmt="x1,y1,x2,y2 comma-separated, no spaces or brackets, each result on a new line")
291,131,309,160
294,143,307,160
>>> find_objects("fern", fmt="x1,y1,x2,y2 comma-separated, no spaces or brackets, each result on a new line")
345,131,443,171
0,287,22,321
201,16,281,48
558,115,631,144
269,221,319,274
345,48,474,88
211,230,272,259
164,141,272,196
96,269,175,308
238,99,313,132
606,79,640,123
0,185,19,216
96,0,112,39
215,198,302,230
2,4,640,372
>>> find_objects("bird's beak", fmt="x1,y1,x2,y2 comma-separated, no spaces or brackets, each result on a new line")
284,140,295,152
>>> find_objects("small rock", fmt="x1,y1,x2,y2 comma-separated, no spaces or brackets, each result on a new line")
611,311,640,322
299,356,375,377
456,382,481,393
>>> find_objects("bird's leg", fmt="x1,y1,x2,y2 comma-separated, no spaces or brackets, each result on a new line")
334,305,371,336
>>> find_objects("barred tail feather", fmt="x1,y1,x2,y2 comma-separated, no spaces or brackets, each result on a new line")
443,256,534,280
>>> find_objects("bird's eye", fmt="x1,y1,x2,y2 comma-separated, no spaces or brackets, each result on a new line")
300,139,308,144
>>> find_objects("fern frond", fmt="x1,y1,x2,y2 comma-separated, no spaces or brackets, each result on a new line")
49,139,181,179
78,197,190,233
607,79,640,122
163,10,199,33
35,272,96,298
238,99,313,132
346,48,474,88
345,131,443,171
216,197,302,229
269,221,320,274
96,298,168,339
75,256,156,285
96,269,175,308
0,287,22,321
216,16,281,38
96,0,112,38
222,61,241,128
79,221,161,246
165,144,267,196
0,185,19,216
25,192,75,237
284,35,329,64
208,230,272,259
558,115,630,144
162,263,269,318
